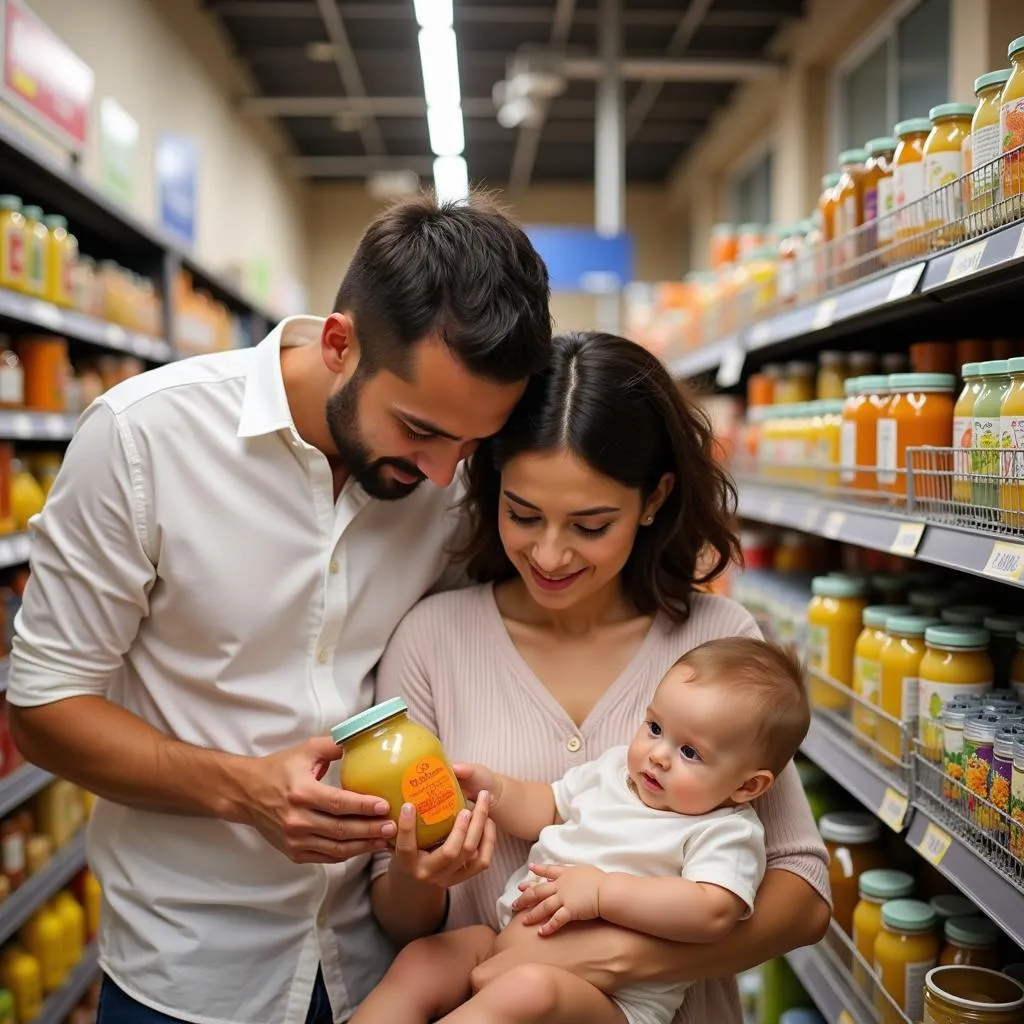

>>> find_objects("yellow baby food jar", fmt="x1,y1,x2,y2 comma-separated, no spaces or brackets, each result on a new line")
820,811,886,936
924,964,1024,1023
807,575,868,710
878,614,940,768
332,697,467,850
852,868,915,992
874,898,940,1024
853,605,912,747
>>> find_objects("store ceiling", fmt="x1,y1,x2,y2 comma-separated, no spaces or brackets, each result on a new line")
203,0,805,187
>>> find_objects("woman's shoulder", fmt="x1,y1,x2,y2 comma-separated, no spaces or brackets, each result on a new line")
394,582,496,637
657,591,761,648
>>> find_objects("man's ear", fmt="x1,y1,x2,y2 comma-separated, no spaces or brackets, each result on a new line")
322,313,358,375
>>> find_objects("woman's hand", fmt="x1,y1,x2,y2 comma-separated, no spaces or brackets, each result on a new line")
388,792,496,889
453,762,504,807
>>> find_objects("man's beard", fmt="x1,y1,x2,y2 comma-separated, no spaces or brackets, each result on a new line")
325,370,426,501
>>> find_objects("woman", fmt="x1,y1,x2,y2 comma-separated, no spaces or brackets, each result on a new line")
367,332,830,1023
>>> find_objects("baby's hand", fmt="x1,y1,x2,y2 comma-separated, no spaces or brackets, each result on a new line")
452,763,503,808
513,863,606,936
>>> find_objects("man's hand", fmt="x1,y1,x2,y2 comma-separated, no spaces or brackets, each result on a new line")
513,863,606,936
236,734,396,863
388,791,496,888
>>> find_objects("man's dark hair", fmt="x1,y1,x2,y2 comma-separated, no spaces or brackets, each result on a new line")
333,192,552,383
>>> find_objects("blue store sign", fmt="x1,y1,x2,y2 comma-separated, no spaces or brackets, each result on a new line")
155,133,199,247
524,226,634,294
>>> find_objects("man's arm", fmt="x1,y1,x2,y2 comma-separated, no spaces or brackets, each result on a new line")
7,403,393,863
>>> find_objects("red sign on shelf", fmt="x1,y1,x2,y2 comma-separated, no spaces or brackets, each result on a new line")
1,0,93,151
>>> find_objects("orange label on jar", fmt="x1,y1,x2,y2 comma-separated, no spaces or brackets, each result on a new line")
401,756,460,825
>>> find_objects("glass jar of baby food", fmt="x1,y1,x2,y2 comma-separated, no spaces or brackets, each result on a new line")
853,868,915,992
820,811,885,936
924,964,1024,1023
970,71,1013,229
0,195,25,293
999,356,1024,527
893,118,933,260
834,149,867,281
924,103,976,244
940,916,1002,970
984,616,1024,689
973,360,1012,509
864,137,897,259
940,606,995,627
877,373,956,499
1000,37,1024,220
878,614,941,768
854,375,892,494
943,700,983,802
872,574,907,605
817,351,847,401
909,590,959,617
332,696,467,850
807,576,868,710
954,363,984,504
875,899,940,1024
854,605,913,747
918,625,994,762
930,894,976,924
840,377,864,487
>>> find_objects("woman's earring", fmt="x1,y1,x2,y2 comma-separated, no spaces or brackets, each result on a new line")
645,515,654,525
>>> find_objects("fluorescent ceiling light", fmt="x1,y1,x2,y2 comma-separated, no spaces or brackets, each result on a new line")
418,27,461,109
433,155,468,204
414,0,453,29
427,106,465,156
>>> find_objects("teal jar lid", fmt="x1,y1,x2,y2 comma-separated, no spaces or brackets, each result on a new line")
929,102,976,122
819,811,881,844
822,172,840,189
887,372,957,392
866,136,898,157
910,589,959,612
859,868,915,901
984,614,1024,636
21,205,43,220
330,696,407,744
712,222,736,234
882,899,937,933
887,614,941,636
43,214,67,230
872,572,906,592
820,399,844,415
1008,357,1024,374
0,195,21,211
863,604,913,629
895,118,933,137
962,362,984,377
931,894,977,920
839,148,867,165
939,605,995,627
858,374,891,392
945,915,1001,946
975,69,1012,94
926,624,990,648
980,359,1009,375
843,377,863,396
1009,35,1024,59
812,575,867,599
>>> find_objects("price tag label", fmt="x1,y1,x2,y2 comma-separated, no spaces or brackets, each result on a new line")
812,297,837,330
767,498,783,520
983,541,1024,582
917,821,953,865
748,321,772,348
106,323,128,349
804,505,820,531
890,521,926,556
27,299,62,330
12,413,33,439
887,263,924,301
823,510,846,539
44,415,66,439
946,240,987,282
716,342,745,388
878,787,909,831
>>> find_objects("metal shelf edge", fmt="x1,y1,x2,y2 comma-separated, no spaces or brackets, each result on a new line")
0,764,54,818
37,942,99,1024
784,945,873,1024
0,532,31,569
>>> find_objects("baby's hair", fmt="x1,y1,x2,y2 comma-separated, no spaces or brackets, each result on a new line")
674,637,810,776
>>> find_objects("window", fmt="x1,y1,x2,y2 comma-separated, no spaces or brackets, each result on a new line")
732,150,773,226
836,0,950,152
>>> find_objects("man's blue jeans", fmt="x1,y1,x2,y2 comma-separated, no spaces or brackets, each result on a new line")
96,967,334,1024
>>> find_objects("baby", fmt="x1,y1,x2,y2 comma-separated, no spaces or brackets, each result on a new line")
353,636,810,1024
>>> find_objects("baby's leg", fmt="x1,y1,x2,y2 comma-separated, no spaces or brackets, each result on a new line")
350,925,496,1024
438,963,628,1024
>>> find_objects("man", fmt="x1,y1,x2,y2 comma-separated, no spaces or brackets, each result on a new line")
6,194,552,1024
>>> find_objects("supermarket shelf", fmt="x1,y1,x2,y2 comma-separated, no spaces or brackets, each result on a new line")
0,532,31,568
0,764,55,818
736,480,1024,589
0,287,173,363
668,336,739,380
784,945,873,1024
921,218,1024,298
0,658,8,693
0,831,86,945
905,807,1024,950
0,410,78,441
37,942,99,1024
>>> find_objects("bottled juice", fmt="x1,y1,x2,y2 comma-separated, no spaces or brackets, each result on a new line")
43,215,77,308
953,363,984,504
853,604,912,746
878,614,940,767
874,899,940,1024
1000,36,1024,220
893,118,933,259
0,948,41,1024
816,350,847,400
19,904,65,992
50,892,84,971
972,360,1012,510
923,103,976,245
820,812,885,935
0,195,25,293
999,355,1024,526
969,70,1012,230
807,575,868,711
20,206,48,299
834,149,867,281
864,136,897,261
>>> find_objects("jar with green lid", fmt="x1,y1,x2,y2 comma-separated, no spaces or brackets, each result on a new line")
854,604,913,746
0,194,25,293
924,102,976,244
893,117,934,260
864,136,898,256
919,625,993,761
941,605,995,627
924,964,1024,1023
874,899,940,1023
807,576,868,711
999,355,1024,528
943,701,983,803
853,869,915,992
992,723,1024,844
1010,737,1024,861
984,615,1024,688
930,894,976,922
969,70,1013,229
908,590,960,616
940,916,1002,970
877,373,957,499
964,712,1005,829
954,362,986,503
834,148,867,280
871,573,907,604
972,360,1012,508
1001,35,1024,220
820,811,885,935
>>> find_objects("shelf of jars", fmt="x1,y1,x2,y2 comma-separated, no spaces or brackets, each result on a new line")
36,941,99,1024
0,765,55,820
667,143,1024,384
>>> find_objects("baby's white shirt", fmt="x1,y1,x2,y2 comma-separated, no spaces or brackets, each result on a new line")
496,744,766,929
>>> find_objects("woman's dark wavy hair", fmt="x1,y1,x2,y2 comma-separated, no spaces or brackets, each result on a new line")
456,331,742,622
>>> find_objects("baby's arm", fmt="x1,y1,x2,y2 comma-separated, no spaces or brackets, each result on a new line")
455,764,559,841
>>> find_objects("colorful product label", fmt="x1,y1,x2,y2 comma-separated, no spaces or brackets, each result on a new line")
840,421,856,482
877,177,895,245
903,958,936,1021
855,656,880,703
1000,414,1024,479
991,751,1013,839
920,679,991,762
964,735,996,828
972,122,1001,196
925,151,964,223
943,720,965,801
876,418,898,485
894,162,925,238
841,194,859,266
1010,761,1024,860
901,676,919,724
24,234,43,296
0,366,22,406
1,223,23,287
953,414,972,482
972,415,1002,476
401,756,461,825
807,624,828,674
1000,98,1024,199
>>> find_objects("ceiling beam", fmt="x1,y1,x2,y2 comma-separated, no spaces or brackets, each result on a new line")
313,0,385,155
239,95,498,118
289,155,435,177
564,56,780,82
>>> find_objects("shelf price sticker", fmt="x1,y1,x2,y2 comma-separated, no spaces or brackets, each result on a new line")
917,822,953,866
716,342,746,388
983,541,1024,582
812,297,837,331
767,497,783,520
823,510,846,539
878,787,909,832
804,505,820,531
890,521,926,556
946,240,987,283
748,321,772,348
887,263,924,302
